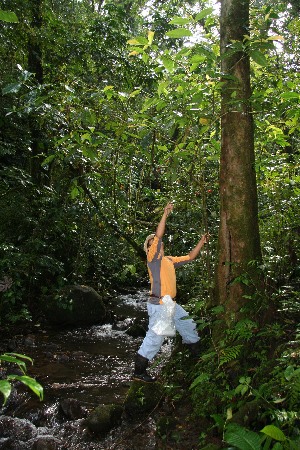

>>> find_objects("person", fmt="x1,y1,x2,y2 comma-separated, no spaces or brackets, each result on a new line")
133,202,209,382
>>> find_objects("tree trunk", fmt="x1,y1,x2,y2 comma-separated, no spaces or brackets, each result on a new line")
214,0,262,323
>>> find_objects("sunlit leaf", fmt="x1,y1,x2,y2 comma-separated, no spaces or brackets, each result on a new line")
280,92,299,100
161,57,174,72
127,36,148,46
267,35,284,41
169,16,191,26
7,375,43,401
147,30,155,45
195,8,214,21
199,117,209,125
166,28,192,39
158,81,169,96
260,425,286,442
226,408,233,420
0,10,18,22
103,85,114,91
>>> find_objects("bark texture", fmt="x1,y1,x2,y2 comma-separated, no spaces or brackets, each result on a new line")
215,0,262,321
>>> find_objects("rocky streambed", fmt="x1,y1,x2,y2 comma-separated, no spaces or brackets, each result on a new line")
0,290,173,449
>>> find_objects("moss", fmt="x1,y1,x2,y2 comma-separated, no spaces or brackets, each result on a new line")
85,403,123,435
124,381,164,420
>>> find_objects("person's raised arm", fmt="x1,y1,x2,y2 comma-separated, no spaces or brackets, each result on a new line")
188,233,209,261
156,203,173,239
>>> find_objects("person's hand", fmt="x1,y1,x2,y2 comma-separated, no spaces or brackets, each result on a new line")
201,233,210,244
164,203,174,217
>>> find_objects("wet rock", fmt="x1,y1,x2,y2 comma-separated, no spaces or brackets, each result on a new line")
0,416,37,449
85,403,123,435
124,381,164,420
0,415,37,441
24,335,36,347
30,435,62,450
125,323,146,338
59,398,87,420
43,285,106,326
0,437,28,450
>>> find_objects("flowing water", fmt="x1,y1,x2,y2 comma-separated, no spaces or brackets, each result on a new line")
0,290,173,449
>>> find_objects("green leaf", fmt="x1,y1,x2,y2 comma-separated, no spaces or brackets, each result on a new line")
166,28,192,39
284,365,295,381
127,36,148,46
0,355,27,372
148,30,155,45
260,425,286,442
3,353,33,364
224,424,262,450
195,8,214,21
189,372,210,389
0,380,12,405
157,81,169,96
0,10,18,22
169,16,191,26
250,50,267,67
7,375,44,401
2,82,22,95
161,57,174,72
267,35,284,41
42,154,56,167
280,92,300,100
190,54,207,64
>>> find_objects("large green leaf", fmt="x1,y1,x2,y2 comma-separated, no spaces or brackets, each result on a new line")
224,424,262,450
195,7,214,21
7,375,44,401
169,17,191,26
280,92,300,100
0,10,18,22
166,28,192,39
161,57,174,72
250,50,267,67
260,425,286,442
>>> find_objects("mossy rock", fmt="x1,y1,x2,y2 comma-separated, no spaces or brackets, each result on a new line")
124,380,164,420
44,285,106,326
85,403,124,435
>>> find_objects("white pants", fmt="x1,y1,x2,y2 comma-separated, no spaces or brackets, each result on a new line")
138,302,199,361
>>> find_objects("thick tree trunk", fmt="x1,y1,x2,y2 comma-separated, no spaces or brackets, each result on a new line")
214,0,262,322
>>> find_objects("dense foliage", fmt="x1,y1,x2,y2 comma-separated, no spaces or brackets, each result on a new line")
0,0,300,447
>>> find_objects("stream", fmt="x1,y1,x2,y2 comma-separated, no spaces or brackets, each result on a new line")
0,290,173,449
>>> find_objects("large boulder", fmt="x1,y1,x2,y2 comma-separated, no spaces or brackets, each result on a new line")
84,404,124,435
0,416,37,442
43,285,106,326
123,381,164,420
